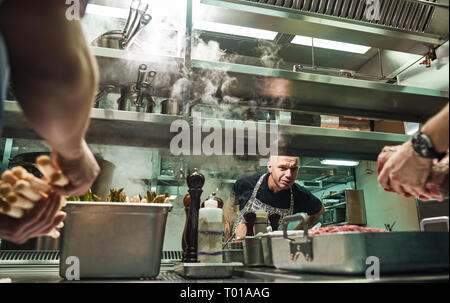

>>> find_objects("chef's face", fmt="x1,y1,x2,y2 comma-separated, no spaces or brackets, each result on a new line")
268,156,300,190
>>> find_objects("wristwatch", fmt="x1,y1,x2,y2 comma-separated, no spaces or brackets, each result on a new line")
411,131,446,160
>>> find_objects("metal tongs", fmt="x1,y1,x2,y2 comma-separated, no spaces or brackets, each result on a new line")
280,213,313,262
122,0,152,49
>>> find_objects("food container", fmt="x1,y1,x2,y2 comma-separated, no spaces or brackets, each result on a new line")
261,230,304,267
59,201,172,279
242,236,264,267
223,242,244,263
272,213,449,274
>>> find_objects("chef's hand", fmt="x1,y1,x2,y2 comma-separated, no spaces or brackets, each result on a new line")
0,192,66,244
377,140,434,200
51,140,101,197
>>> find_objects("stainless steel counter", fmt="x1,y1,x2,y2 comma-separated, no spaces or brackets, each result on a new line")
0,264,447,283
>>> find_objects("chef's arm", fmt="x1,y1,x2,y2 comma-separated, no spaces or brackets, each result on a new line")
223,195,238,240
421,102,449,153
294,204,325,230
307,204,325,227
0,0,98,160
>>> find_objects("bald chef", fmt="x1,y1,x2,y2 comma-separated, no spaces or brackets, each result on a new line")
224,156,325,240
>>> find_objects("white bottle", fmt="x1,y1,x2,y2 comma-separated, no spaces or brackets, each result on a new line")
197,197,223,263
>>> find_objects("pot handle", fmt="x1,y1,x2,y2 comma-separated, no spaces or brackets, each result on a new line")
420,216,449,231
281,212,308,241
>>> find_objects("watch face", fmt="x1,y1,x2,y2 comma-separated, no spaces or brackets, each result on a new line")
412,132,437,159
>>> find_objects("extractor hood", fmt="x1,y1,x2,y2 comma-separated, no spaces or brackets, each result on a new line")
198,0,449,55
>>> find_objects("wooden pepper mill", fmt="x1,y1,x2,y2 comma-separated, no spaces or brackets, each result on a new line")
182,168,205,263
269,213,281,231
243,212,256,237
181,194,190,253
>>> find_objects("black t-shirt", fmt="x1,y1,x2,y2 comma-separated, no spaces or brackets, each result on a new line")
233,172,323,215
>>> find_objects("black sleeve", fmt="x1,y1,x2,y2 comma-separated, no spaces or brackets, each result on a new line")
294,185,323,215
232,175,255,210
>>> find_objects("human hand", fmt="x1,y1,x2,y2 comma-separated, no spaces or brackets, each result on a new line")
0,192,66,245
424,154,449,202
51,140,100,197
377,140,434,200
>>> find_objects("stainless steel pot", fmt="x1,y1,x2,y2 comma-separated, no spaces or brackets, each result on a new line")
243,236,265,267
160,99,180,115
91,30,125,49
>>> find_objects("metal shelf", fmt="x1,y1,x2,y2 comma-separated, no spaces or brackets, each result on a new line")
192,59,449,123
2,101,409,160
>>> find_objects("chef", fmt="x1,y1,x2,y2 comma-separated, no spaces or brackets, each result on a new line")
224,155,324,240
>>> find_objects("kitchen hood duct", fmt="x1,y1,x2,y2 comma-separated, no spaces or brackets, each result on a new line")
199,0,449,55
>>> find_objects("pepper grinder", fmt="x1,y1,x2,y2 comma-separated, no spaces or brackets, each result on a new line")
243,212,256,237
182,168,205,263
181,194,190,253
268,213,281,231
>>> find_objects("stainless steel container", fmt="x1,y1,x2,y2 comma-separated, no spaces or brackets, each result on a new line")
59,202,172,279
272,213,449,274
261,231,304,267
223,242,244,263
242,236,264,267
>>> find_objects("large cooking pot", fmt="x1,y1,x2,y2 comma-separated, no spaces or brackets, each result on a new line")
1,152,116,251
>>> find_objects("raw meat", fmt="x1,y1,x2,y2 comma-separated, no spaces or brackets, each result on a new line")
308,225,389,236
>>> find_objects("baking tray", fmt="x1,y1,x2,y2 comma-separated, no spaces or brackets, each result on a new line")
271,231,449,274
174,262,243,279
59,202,172,279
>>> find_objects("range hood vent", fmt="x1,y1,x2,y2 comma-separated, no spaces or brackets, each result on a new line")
249,0,442,34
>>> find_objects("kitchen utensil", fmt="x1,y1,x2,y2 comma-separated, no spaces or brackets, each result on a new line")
420,216,449,231
223,242,244,263
242,236,265,267
270,213,449,274
123,13,152,49
59,201,172,279
117,65,156,113
122,0,140,39
126,1,149,40
91,30,125,49
94,84,117,108
160,99,181,115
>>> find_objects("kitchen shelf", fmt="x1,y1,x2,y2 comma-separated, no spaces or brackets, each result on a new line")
324,202,347,209
199,0,448,55
91,46,184,66
2,101,409,160
91,46,185,98
191,59,449,123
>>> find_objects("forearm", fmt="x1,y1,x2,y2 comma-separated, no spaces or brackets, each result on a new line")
421,103,449,153
0,1,99,159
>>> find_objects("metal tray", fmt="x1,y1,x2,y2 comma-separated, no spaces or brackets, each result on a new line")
271,231,449,274
59,202,172,279
174,262,243,279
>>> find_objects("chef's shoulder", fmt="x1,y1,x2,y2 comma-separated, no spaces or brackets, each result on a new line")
232,172,263,194
292,182,323,210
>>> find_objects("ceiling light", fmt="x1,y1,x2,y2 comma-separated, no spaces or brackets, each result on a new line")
85,4,129,18
193,20,278,40
291,36,371,54
320,159,360,166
